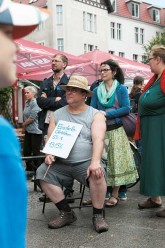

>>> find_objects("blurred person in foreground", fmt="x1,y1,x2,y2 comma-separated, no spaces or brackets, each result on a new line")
135,45,165,216
36,76,109,233
0,0,49,247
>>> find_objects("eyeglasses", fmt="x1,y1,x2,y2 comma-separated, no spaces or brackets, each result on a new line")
66,87,79,93
99,69,111,73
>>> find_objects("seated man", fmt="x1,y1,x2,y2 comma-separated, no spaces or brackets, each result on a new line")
36,75,108,233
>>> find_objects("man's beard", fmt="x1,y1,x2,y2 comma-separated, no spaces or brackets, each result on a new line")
53,68,61,73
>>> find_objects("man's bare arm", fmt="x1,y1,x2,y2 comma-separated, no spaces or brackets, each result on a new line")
87,112,106,178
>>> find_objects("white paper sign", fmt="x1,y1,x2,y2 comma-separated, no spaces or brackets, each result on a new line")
42,120,83,159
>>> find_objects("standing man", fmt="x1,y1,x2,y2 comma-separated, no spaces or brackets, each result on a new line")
37,54,69,137
0,0,49,247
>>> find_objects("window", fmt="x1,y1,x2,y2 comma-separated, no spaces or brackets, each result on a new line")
111,0,116,12
93,15,97,33
87,13,92,32
56,5,63,25
132,3,139,18
83,12,97,33
57,38,64,51
135,27,139,43
119,52,124,57
110,22,115,39
142,55,147,63
135,27,144,44
88,44,94,51
133,54,138,61
109,50,114,54
83,12,86,31
140,28,144,44
153,9,160,23
84,44,87,53
84,43,96,52
110,22,122,40
117,23,121,40
35,22,44,32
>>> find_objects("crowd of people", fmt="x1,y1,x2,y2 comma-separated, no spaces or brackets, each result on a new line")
1,0,165,245
22,47,165,234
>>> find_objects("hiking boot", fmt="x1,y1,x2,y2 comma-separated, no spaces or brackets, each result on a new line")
48,211,77,229
92,214,109,233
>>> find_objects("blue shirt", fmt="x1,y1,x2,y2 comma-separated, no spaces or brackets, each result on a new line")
0,117,27,248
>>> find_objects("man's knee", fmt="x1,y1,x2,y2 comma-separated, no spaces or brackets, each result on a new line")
89,175,106,186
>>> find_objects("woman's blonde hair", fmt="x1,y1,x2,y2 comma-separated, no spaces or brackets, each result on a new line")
24,86,38,96
151,45,165,63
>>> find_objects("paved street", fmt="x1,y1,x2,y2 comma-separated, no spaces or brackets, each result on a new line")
27,181,165,248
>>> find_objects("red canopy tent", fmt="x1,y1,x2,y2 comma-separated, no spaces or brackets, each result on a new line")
16,39,89,81
65,50,153,85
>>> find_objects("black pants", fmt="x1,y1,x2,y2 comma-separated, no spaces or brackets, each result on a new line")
23,131,42,172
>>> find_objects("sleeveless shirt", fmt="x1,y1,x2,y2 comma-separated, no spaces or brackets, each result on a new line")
54,105,99,163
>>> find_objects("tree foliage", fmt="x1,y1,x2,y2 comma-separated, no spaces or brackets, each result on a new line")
0,86,14,122
143,28,165,62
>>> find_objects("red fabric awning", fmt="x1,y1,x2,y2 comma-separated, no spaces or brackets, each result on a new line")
16,39,89,81
68,50,152,84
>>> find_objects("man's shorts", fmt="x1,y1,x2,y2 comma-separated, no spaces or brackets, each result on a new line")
36,159,106,189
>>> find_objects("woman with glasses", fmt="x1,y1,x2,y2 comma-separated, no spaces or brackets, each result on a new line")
90,59,138,207
135,45,165,216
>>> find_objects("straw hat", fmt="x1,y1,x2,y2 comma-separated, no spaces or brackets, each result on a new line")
0,0,49,39
61,75,93,97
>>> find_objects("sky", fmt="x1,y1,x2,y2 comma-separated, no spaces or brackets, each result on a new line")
144,0,165,8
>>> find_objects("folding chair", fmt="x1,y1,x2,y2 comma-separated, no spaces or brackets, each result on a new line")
42,183,87,214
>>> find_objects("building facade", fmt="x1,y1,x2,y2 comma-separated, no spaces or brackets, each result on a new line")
14,0,165,61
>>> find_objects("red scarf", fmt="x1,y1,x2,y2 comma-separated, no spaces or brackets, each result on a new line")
134,69,165,140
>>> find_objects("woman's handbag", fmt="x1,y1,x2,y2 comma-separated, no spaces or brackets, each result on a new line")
121,113,137,137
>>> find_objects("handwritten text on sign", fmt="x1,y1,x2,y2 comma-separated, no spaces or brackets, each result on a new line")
42,120,83,158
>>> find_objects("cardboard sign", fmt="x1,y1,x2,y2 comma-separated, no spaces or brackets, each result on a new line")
42,120,83,159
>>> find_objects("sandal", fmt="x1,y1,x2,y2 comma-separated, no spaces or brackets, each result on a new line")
105,196,119,208
138,198,162,209
82,197,92,206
